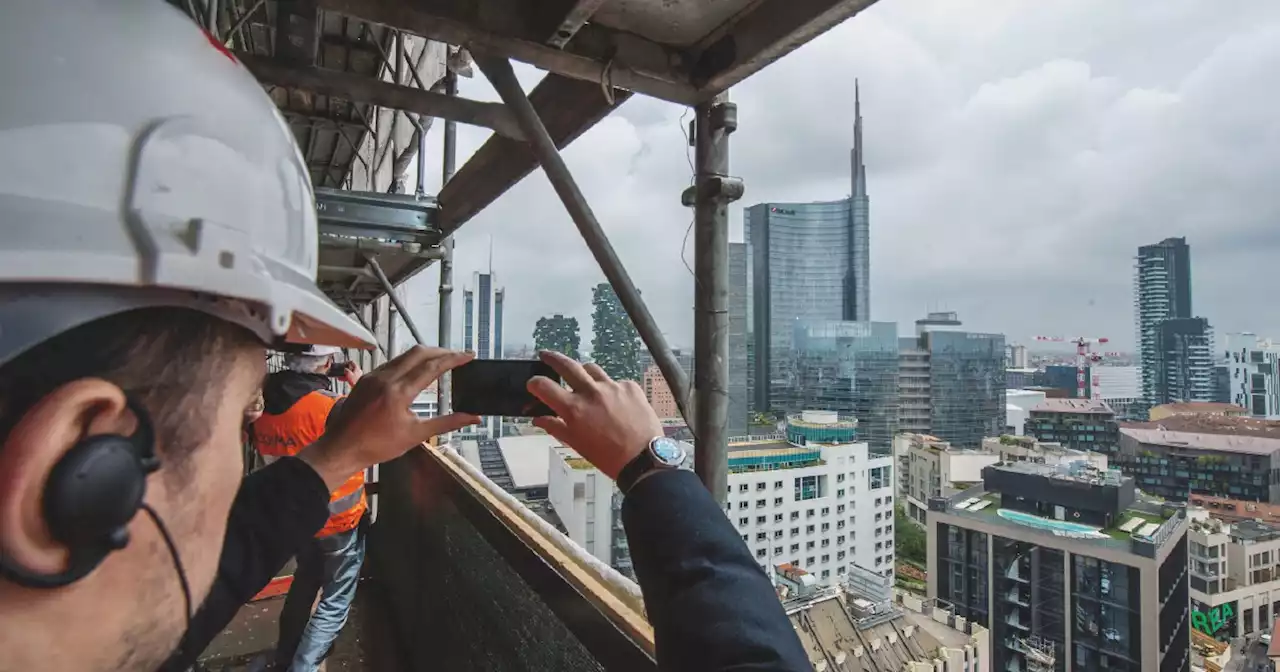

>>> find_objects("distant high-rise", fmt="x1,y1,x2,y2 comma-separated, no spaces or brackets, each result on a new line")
745,82,870,412
464,270,504,437
1135,237,1214,408
897,312,1005,448
728,242,749,437
1135,237,1193,407
1223,332,1280,417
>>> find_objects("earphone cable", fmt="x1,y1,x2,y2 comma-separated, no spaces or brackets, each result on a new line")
140,502,192,630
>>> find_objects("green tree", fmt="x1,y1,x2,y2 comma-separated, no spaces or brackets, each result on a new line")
590,282,641,381
895,505,927,565
533,314,581,360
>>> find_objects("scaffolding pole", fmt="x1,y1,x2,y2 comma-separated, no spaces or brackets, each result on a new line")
437,67,458,416
476,54,694,429
691,93,740,502
366,255,428,347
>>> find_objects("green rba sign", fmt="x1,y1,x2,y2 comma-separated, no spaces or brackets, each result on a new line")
1191,603,1235,635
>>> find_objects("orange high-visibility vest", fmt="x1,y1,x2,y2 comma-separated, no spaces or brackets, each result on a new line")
254,391,366,538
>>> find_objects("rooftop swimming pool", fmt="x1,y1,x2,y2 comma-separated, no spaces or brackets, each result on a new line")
996,509,1109,539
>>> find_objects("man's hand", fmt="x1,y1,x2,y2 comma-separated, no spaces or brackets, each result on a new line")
341,360,363,387
299,346,479,490
526,350,663,480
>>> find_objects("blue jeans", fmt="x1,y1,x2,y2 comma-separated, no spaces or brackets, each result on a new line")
275,524,366,671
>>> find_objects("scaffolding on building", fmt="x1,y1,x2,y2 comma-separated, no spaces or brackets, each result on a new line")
1009,635,1056,672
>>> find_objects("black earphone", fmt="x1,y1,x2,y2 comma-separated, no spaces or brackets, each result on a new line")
0,396,191,624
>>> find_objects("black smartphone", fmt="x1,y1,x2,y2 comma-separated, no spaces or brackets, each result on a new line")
326,362,348,377
452,359,560,417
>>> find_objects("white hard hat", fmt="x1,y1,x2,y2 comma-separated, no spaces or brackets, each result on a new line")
0,2,375,368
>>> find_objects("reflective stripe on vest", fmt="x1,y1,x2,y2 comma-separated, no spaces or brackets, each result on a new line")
328,484,365,515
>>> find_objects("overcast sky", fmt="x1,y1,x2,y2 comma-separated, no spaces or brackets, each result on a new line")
397,0,1280,356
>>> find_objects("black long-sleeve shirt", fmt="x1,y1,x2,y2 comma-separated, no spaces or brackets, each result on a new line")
163,459,810,671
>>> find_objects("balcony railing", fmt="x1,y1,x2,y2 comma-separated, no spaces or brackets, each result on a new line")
201,444,659,670
361,446,656,670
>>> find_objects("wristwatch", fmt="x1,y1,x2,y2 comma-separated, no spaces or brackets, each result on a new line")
617,436,687,495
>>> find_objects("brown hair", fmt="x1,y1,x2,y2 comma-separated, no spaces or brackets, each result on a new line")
0,308,262,480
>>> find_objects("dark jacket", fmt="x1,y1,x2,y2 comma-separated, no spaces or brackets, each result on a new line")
163,460,810,671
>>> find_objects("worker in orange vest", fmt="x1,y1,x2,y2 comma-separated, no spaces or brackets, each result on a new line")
254,345,365,671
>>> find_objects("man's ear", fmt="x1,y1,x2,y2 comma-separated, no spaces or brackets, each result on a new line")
0,379,135,575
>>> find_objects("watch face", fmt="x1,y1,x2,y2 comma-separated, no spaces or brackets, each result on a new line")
651,437,685,466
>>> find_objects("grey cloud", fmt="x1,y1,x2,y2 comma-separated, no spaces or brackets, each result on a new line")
395,0,1280,358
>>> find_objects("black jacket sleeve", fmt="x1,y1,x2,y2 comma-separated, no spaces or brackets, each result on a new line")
161,456,330,671
622,470,811,671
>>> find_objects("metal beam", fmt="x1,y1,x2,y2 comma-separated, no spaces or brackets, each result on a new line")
477,55,693,426
437,68,458,417
274,0,320,65
436,71,629,235
690,0,879,95
237,54,527,141
314,0,697,104
366,255,427,346
692,94,741,503
545,0,609,49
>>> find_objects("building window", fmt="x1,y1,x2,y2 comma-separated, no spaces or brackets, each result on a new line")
740,534,748,542
756,482,766,491
739,484,749,493
738,501,747,510
876,542,883,551
756,499,766,509
821,554,830,563
774,530,783,539
756,548,766,559
875,497,883,507
837,550,846,560
774,480,783,489
837,535,846,545
806,556,815,566
821,539,830,548
837,488,846,498
836,520,845,530
738,517,748,526
774,546,783,556
774,514,783,523
794,475,823,501
821,523,830,532
774,497,783,506
837,474,846,483
807,541,816,550
884,496,893,505
806,509,815,519
869,466,891,489
790,544,799,553
837,504,846,514
790,511,799,521
756,532,767,541
791,527,799,537
821,507,830,516
806,525,815,534
756,516,767,525
822,570,830,579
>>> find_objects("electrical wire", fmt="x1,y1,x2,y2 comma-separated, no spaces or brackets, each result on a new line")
141,503,192,631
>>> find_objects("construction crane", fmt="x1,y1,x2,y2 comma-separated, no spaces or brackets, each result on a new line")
1032,335,1111,399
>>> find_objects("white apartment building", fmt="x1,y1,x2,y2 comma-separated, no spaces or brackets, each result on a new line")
547,446,624,572
725,411,896,585
1187,507,1280,640
1223,332,1280,418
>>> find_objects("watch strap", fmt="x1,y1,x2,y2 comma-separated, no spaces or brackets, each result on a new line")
616,447,654,496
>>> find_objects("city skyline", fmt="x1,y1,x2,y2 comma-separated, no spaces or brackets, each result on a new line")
391,1,1280,360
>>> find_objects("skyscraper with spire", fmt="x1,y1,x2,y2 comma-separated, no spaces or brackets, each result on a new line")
848,80,870,323
738,80,873,413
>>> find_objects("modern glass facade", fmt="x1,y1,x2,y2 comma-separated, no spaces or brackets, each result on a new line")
992,537,1067,672
728,242,749,436
935,522,990,625
743,93,870,414
926,330,1006,448
465,271,505,437
780,320,898,453
1152,317,1214,404
1136,237,1195,412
